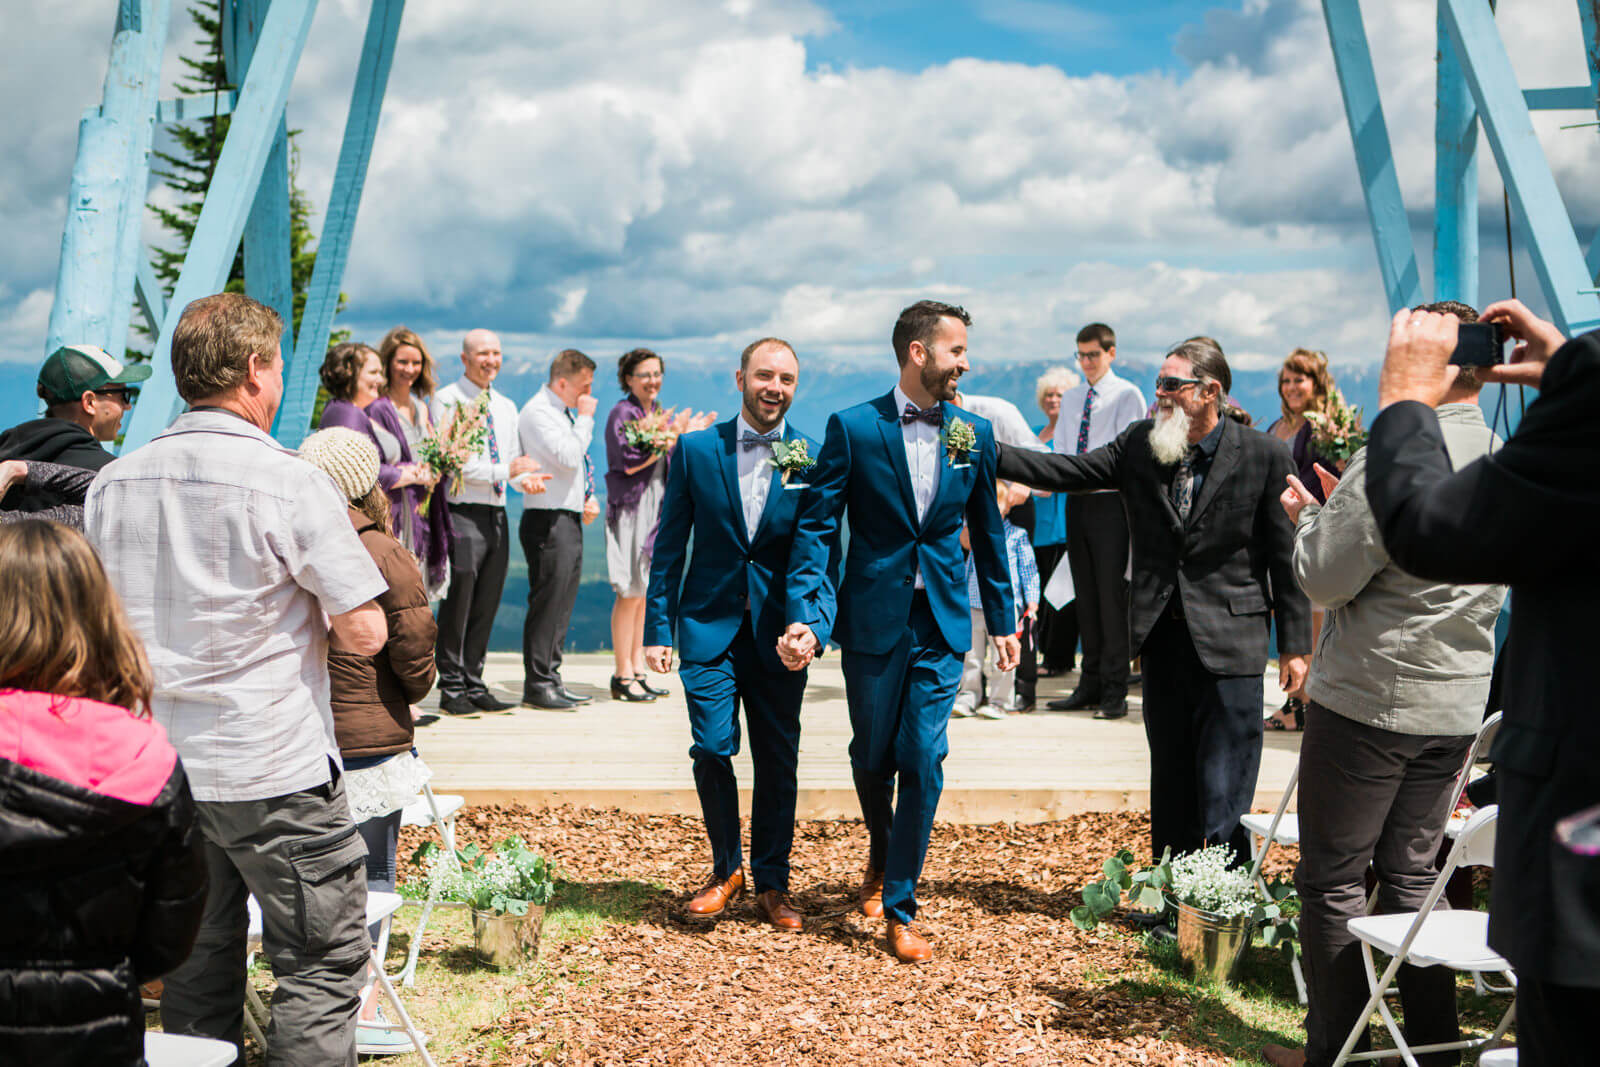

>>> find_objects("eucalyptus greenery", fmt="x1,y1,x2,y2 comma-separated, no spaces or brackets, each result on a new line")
413,835,556,917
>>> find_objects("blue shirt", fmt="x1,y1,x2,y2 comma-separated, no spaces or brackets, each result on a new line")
967,518,1039,627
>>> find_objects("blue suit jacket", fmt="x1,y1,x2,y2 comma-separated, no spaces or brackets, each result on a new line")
786,392,1014,656
645,418,838,672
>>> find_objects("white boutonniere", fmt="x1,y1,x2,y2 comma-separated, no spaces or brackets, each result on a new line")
941,417,976,468
770,437,816,489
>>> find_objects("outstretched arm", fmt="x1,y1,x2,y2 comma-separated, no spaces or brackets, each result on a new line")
997,431,1124,493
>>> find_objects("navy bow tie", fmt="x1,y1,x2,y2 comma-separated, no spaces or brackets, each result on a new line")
740,429,781,450
901,402,943,427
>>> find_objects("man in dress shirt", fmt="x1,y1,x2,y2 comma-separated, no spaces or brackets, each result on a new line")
517,349,600,710
1049,322,1146,718
431,328,548,716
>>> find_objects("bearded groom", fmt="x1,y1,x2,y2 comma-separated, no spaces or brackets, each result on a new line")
645,338,836,931
782,300,1017,964
997,337,1311,866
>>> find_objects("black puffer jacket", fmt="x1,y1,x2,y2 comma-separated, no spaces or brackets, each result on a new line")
0,691,207,1066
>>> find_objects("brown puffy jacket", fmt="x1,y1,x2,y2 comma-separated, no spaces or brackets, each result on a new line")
329,507,438,758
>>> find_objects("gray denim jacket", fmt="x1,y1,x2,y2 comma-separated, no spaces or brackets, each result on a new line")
1293,403,1507,736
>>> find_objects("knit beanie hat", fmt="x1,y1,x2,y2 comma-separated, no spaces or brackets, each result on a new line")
299,427,380,502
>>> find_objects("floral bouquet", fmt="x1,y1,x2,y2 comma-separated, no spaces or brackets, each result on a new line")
623,406,714,456
414,389,492,510
1304,390,1367,462
770,437,815,488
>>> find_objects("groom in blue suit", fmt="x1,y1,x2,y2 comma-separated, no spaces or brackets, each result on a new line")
645,338,838,931
782,301,1017,963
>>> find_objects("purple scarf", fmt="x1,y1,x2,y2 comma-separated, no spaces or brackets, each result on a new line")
365,395,454,588
604,393,665,526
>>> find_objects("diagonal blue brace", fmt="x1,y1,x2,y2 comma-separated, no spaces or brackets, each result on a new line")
1433,4,1478,307
123,0,320,449
1442,0,1600,335
275,0,407,445
47,0,172,359
227,0,296,339
1321,0,1423,314
1574,0,1600,282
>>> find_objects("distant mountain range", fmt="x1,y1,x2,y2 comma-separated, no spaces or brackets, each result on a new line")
1,353,1526,655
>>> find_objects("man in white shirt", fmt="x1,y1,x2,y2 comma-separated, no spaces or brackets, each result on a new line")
86,292,389,1063
1049,322,1146,718
431,328,548,716
517,348,600,709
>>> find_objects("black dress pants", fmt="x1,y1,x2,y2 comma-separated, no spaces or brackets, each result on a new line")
520,507,583,693
435,503,509,700
1065,493,1129,700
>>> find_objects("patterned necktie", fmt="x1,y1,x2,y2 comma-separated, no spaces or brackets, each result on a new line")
901,402,943,426
1173,448,1196,523
1076,384,1096,454
565,407,594,499
740,429,781,450
487,395,504,497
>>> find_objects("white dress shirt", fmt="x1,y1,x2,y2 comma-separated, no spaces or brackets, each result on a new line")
1052,367,1147,456
894,385,941,589
519,384,594,513
430,376,524,507
959,394,1049,452
736,414,784,540
84,410,387,802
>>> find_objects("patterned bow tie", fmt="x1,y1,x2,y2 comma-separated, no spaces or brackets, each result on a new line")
901,403,943,427
740,429,781,450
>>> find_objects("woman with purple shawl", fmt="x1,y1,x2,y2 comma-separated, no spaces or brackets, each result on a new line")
603,348,715,701
317,340,448,593
366,328,453,597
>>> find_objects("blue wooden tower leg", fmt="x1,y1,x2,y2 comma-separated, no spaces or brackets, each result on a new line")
227,0,296,336
1320,0,1423,313
122,0,320,450
46,0,172,358
1442,0,1600,335
275,0,407,445
1433,4,1478,308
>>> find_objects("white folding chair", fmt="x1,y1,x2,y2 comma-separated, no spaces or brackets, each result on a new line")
245,891,437,1067
1241,761,1309,1003
143,1032,236,1067
1443,712,1502,841
1331,806,1516,1067
396,782,469,985
1477,1049,1517,1066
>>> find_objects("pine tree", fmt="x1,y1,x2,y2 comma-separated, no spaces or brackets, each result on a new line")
144,0,346,348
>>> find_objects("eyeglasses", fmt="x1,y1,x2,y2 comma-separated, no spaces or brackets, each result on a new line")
1154,376,1201,394
94,386,138,403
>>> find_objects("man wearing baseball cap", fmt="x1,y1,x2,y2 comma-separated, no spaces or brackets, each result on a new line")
0,344,151,473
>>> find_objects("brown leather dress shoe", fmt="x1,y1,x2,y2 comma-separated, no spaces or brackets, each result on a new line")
686,869,744,917
859,867,885,918
755,889,803,931
887,920,933,964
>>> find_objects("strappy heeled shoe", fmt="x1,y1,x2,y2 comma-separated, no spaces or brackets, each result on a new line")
610,675,656,702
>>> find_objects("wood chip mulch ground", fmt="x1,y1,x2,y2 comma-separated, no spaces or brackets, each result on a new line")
401,805,1298,1066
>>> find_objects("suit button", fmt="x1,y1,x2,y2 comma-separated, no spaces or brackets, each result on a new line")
1160,585,1172,598
903,576,913,586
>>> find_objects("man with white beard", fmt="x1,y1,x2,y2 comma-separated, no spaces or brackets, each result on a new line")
995,337,1312,866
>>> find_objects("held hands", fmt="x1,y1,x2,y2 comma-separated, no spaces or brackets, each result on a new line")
993,633,1021,673
1279,654,1310,699
582,497,600,525
1480,298,1566,388
777,622,819,671
644,645,674,674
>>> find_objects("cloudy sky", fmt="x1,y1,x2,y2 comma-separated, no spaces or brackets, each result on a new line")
3,0,1596,376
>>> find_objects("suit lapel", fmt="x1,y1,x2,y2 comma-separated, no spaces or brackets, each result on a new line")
716,420,749,548
875,392,921,528
1186,417,1239,527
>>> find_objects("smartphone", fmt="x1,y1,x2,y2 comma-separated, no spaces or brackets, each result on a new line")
1449,322,1506,366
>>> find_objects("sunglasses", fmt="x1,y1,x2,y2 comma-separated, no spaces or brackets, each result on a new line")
1154,376,1201,393
94,386,139,403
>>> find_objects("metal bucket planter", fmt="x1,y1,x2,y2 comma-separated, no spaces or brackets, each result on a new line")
471,904,547,969
1173,899,1253,984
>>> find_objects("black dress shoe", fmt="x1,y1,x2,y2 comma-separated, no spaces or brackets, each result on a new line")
1046,687,1102,711
470,692,516,712
1094,698,1129,720
440,694,477,716
637,677,670,697
610,675,656,702
558,687,593,704
413,713,441,728
522,683,580,710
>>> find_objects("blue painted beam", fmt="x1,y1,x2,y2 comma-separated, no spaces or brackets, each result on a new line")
47,0,171,358
122,0,320,448
134,255,167,336
227,0,296,340
275,0,407,445
155,91,238,125
1434,5,1478,307
1442,0,1600,334
1523,86,1594,110
1320,0,1423,313
1575,1,1600,283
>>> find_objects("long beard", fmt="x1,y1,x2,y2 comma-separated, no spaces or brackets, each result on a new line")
1148,404,1193,466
